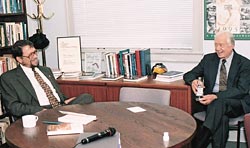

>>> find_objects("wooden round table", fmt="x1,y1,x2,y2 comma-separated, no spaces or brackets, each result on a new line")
6,102,196,148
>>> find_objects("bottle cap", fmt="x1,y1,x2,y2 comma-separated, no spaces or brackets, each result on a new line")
163,132,169,137
163,132,169,141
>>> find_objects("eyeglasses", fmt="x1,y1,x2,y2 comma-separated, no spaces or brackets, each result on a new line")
22,50,38,59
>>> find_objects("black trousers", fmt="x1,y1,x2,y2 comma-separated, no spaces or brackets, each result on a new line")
203,98,244,148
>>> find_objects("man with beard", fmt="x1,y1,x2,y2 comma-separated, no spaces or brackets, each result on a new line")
0,40,93,119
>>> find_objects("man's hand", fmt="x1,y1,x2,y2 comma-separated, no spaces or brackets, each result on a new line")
191,79,205,94
64,97,76,104
199,94,217,105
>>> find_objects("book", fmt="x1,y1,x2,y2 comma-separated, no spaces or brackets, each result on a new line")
131,53,137,76
157,71,184,78
155,75,183,83
118,49,130,75
47,123,83,136
75,132,121,148
123,53,130,78
101,75,124,81
105,53,112,77
139,48,151,76
123,75,148,82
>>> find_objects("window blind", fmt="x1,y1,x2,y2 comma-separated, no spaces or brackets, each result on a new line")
69,0,193,49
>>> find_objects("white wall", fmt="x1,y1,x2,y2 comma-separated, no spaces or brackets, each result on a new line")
26,0,250,72
26,0,68,69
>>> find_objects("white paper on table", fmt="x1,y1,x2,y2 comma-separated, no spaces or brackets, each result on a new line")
58,111,97,125
126,106,146,113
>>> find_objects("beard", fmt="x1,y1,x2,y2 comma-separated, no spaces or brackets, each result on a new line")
30,58,40,69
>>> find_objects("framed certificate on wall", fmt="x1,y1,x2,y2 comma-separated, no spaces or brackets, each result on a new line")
57,36,82,72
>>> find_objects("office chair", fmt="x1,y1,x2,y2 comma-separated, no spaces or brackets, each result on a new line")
244,113,250,148
193,111,244,148
119,87,171,106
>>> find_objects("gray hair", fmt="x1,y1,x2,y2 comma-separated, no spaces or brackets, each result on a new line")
214,31,235,46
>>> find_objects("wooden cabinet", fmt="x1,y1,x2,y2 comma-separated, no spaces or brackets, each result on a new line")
56,80,107,102
0,0,28,55
57,77,192,114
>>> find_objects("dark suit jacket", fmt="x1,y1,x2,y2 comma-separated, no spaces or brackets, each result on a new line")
0,65,67,118
183,51,250,113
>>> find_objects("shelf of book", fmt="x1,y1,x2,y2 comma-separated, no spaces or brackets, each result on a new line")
0,0,28,56
104,48,151,81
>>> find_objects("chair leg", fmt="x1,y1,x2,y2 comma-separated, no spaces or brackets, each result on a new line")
236,121,241,148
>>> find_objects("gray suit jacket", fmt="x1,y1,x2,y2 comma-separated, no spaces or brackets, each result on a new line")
183,51,250,113
0,65,67,118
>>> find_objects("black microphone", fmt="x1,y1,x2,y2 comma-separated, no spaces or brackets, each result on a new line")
81,127,116,144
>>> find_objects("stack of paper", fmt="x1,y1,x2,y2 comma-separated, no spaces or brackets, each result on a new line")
52,70,62,79
61,72,82,78
58,111,97,125
79,73,105,80
155,71,184,82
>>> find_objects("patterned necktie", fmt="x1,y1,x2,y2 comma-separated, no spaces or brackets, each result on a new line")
219,59,227,91
33,69,61,108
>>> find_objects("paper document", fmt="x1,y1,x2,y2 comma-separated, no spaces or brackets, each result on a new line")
127,106,146,113
58,111,97,125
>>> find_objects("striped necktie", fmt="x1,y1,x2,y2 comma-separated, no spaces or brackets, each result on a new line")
33,69,61,108
219,59,227,91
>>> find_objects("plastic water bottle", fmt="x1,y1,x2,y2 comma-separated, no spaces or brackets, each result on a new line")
163,132,169,147
196,77,203,101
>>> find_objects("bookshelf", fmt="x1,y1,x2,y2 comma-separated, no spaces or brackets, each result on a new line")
0,0,28,56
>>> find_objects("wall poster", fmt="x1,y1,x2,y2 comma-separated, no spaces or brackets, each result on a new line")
205,0,250,40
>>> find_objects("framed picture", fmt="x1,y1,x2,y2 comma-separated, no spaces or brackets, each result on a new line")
204,0,250,40
57,36,82,72
85,52,102,73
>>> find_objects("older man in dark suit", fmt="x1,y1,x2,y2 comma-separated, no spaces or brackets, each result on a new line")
184,31,250,148
0,40,93,119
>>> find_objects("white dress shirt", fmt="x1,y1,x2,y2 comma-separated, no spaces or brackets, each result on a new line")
21,65,61,106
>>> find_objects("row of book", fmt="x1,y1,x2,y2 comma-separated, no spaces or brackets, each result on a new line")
0,22,27,47
0,0,24,14
104,48,151,81
0,55,17,75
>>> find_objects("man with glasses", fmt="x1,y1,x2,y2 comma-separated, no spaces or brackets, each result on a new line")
184,32,250,148
0,40,94,119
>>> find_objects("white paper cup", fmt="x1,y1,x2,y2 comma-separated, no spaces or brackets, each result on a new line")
22,115,39,128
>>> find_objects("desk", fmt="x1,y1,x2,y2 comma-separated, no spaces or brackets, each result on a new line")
5,102,196,148
57,77,192,114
